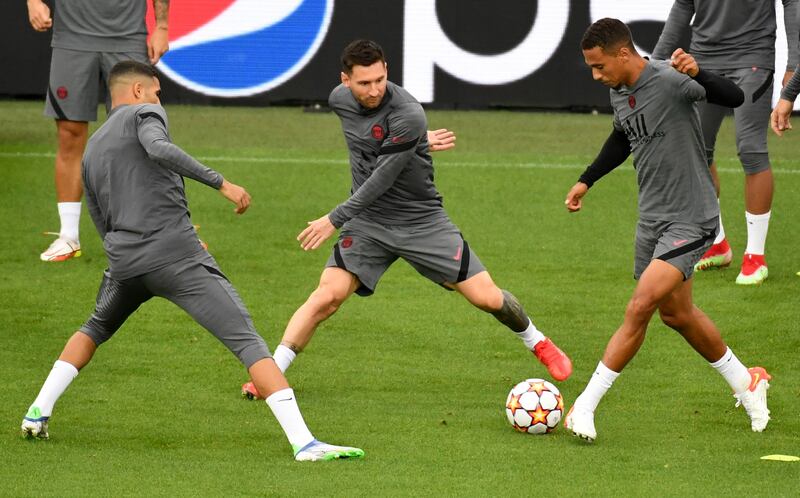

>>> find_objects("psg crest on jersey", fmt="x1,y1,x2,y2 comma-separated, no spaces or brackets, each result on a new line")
628,95,636,108
371,124,385,140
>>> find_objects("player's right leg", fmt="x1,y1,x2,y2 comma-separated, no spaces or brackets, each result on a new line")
155,254,363,460
22,272,149,439
242,266,361,400
41,49,99,262
694,101,731,272
567,259,684,442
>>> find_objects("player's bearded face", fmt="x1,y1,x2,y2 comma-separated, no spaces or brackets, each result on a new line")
583,46,625,89
342,62,388,109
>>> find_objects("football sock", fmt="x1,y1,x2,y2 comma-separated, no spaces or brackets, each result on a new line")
574,361,619,413
709,347,751,394
265,388,315,449
57,202,81,243
30,360,79,417
515,319,546,349
714,202,725,244
273,344,297,373
744,211,770,255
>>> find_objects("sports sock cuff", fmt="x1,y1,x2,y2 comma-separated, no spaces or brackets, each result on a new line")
596,361,620,382
709,347,733,368
54,359,79,378
745,210,771,222
265,387,294,405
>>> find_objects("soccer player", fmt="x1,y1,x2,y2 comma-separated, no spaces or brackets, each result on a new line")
241,39,572,400
20,61,363,462
563,19,771,442
27,0,169,262
652,0,800,285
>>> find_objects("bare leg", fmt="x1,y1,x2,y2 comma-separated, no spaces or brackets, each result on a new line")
279,267,360,352
54,120,88,203
657,279,727,362
601,260,685,372
248,358,289,398
744,169,773,215
709,161,721,197
58,331,97,370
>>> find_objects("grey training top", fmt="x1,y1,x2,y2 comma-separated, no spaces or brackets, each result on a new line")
652,0,800,72
781,65,800,100
327,81,447,228
82,104,223,280
52,0,148,52
610,60,718,223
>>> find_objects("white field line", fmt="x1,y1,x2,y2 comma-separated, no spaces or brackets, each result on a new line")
2,151,799,175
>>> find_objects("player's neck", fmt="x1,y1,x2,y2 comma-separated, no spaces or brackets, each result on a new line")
622,56,648,87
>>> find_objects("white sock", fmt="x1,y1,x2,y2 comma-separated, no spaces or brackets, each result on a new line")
714,202,726,244
573,362,620,413
265,388,315,450
57,202,81,243
273,344,297,373
709,347,751,394
30,360,79,417
515,319,545,349
744,211,770,255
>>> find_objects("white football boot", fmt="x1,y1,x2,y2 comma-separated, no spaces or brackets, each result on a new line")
40,233,81,262
21,406,49,440
564,405,596,442
734,367,771,432
293,439,364,462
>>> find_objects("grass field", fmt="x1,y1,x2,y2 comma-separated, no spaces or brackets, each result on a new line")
1,101,798,496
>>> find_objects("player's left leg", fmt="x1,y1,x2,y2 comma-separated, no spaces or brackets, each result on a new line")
657,279,771,431
733,67,774,285
449,271,572,381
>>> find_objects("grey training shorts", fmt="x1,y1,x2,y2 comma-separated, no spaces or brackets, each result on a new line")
80,251,271,368
700,67,773,174
634,218,718,280
45,47,149,122
326,216,486,296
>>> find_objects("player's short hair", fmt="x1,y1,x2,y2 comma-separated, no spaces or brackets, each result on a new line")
581,18,636,54
108,60,158,88
341,39,385,74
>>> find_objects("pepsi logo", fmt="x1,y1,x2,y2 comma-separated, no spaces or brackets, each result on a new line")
147,0,333,97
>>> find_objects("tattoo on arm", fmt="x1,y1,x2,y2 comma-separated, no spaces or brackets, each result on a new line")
153,0,169,27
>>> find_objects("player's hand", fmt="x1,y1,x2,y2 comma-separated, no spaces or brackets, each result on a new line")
782,70,795,88
670,48,699,77
564,182,589,213
427,129,456,152
27,0,52,32
298,215,336,251
148,27,170,64
219,180,251,214
770,98,794,136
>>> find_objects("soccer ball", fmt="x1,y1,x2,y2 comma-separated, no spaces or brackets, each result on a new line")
505,378,564,434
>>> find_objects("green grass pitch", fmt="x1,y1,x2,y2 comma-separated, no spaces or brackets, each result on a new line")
1,101,798,496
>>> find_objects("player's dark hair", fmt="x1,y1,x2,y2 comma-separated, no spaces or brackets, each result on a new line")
109,60,158,87
581,18,636,54
341,39,385,74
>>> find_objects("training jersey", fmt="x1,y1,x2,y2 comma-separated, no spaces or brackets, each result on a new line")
82,104,223,280
610,60,718,223
327,81,447,228
52,0,148,52
782,66,800,100
652,0,800,72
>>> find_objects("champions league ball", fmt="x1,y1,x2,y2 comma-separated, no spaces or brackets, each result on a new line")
505,378,564,434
